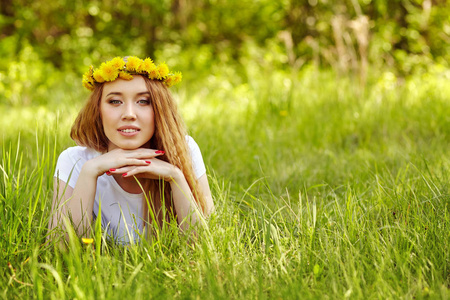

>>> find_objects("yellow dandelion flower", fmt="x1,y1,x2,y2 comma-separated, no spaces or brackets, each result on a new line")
82,72,93,89
172,71,182,84
83,56,180,90
110,56,125,69
118,71,133,80
93,69,105,82
148,67,160,80
82,66,95,86
85,66,94,82
164,75,175,87
82,237,94,244
82,79,94,90
126,56,142,72
157,63,169,79
164,72,182,87
99,62,119,81
137,58,156,73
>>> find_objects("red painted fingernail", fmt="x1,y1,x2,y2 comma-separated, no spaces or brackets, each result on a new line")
106,171,111,176
109,168,116,172
155,150,165,154
122,173,127,177
145,161,151,164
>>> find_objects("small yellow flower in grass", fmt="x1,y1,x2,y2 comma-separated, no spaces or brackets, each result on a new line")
137,58,156,74
157,63,169,79
82,237,94,244
99,62,119,81
279,110,288,117
118,71,133,80
126,56,142,72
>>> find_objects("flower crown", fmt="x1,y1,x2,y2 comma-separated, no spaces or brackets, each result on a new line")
82,56,182,91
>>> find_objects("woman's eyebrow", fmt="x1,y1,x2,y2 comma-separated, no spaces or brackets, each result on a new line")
106,91,150,97
106,92,122,97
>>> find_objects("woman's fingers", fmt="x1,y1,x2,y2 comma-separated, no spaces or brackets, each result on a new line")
114,149,164,167
106,158,177,182
107,164,162,180
97,148,165,176
106,162,150,175
123,159,178,181
121,165,166,180
122,148,165,160
102,160,147,175
118,158,152,167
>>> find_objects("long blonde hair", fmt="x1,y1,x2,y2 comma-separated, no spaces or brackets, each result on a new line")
70,77,205,226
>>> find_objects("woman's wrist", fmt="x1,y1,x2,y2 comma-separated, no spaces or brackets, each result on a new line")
81,160,103,178
168,166,184,182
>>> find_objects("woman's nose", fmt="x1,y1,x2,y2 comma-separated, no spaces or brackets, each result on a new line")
122,103,137,120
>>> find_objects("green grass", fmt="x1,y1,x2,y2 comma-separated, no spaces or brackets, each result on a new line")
1,66,449,299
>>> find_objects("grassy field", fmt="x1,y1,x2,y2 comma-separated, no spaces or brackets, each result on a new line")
1,66,449,299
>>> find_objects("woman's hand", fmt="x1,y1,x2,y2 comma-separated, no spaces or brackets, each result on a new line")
107,153,181,182
83,148,165,178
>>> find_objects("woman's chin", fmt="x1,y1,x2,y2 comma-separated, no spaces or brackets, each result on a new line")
108,142,150,151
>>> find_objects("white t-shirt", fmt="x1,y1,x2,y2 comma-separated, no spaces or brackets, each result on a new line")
54,136,206,244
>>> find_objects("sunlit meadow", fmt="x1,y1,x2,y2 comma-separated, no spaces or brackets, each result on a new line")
1,64,449,299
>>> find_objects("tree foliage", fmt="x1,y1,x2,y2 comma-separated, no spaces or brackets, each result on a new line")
2,0,450,69
1,0,450,104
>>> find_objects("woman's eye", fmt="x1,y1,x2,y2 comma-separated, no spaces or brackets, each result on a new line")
138,99,150,105
109,99,122,104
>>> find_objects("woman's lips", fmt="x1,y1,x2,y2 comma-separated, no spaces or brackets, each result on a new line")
117,126,140,136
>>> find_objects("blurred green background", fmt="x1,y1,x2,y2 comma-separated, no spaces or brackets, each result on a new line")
1,0,450,106
1,3,450,298
2,0,450,195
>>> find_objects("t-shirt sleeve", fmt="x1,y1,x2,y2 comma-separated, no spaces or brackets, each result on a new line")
54,148,82,188
186,136,206,179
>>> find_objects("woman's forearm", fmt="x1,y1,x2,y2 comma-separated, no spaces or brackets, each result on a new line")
169,169,203,231
56,165,99,237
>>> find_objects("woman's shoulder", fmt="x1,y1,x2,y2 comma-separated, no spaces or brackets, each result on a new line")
58,146,100,162
185,135,200,150
55,146,100,187
185,135,206,178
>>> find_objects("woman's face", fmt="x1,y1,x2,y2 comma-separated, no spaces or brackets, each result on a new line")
100,75,155,151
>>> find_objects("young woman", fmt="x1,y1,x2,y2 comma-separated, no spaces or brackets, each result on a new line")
49,56,214,244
